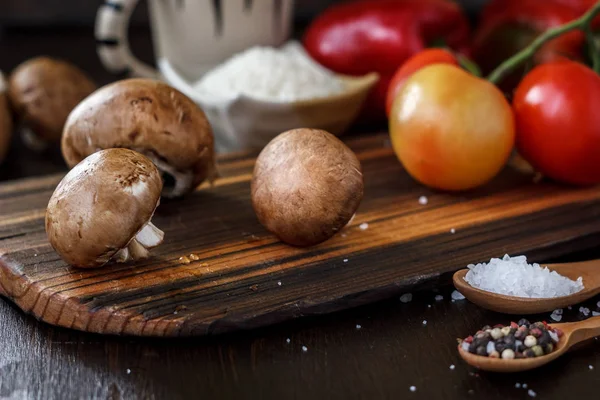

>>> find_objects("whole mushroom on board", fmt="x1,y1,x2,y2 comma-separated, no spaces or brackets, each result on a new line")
0,71,12,164
62,78,217,198
7,57,96,150
45,148,164,268
251,128,364,246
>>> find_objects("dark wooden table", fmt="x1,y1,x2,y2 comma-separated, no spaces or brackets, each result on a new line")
1,27,600,400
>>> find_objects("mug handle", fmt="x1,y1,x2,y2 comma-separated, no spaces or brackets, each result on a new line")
95,0,158,78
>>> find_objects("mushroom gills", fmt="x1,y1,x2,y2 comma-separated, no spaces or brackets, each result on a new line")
161,172,177,191
144,152,194,197
114,222,164,263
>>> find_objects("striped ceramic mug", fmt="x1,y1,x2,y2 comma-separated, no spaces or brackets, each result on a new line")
95,0,295,80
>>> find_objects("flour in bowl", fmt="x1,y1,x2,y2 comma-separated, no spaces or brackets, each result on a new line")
194,42,345,102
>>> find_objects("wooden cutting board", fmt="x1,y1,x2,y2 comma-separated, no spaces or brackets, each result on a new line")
1,134,600,337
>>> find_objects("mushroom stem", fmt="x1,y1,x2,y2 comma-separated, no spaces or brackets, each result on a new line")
135,221,164,247
114,221,164,263
114,247,130,263
128,239,150,259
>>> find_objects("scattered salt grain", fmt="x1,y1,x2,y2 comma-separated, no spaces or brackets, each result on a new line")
356,324,362,330
464,255,584,298
589,365,594,370
302,346,308,352
286,338,291,344
427,304,432,308
580,306,591,316
435,295,444,301
515,383,521,389
194,42,345,102
409,386,417,392
126,369,131,374
593,311,600,317
418,196,428,205
550,309,563,322
449,365,455,370
277,281,282,286
568,306,572,310
451,290,465,300
422,320,427,326
359,223,369,230
523,384,528,389
450,228,456,234
528,389,536,397
400,293,413,303
597,301,600,308
343,259,349,263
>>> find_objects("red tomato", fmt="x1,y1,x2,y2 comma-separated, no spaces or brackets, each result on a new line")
385,48,459,116
513,61,600,185
302,0,470,121
389,65,515,191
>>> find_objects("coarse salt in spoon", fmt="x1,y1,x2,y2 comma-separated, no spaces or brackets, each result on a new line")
453,258,600,314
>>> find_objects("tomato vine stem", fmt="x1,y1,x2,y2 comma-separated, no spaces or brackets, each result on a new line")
585,24,600,73
487,1,600,84
457,54,482,77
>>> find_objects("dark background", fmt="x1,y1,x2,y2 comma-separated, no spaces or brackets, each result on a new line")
0,0,488,27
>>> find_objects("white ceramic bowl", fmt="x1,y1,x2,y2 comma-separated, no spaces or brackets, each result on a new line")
159,46,378,153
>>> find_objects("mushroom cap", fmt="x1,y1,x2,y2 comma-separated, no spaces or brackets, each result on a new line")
7,57,96,142
0,72,12,163
45,148,163,268
61,78,216,196
251,128,364,246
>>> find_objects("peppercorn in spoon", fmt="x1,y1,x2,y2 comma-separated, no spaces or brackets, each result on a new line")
458,317,600,373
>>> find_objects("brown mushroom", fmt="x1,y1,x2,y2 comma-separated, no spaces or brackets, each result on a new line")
61,78,216,197
251,128,364,246
0,71,12,163
45,148,164,268
7,57,96,150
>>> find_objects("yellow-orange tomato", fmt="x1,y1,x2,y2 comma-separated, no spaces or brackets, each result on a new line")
389,64,515,191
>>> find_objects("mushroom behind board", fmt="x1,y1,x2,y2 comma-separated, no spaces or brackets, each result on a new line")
8,57,96,150
46,148,164,268
62,78,217,197
0,71,12,164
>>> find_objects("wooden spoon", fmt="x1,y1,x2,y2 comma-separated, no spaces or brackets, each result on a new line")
453,259,600,314
458,316,600,372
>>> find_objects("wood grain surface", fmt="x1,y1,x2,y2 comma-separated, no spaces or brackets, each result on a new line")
2,134,600,337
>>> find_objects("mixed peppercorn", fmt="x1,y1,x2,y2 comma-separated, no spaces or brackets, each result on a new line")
459,319,563,359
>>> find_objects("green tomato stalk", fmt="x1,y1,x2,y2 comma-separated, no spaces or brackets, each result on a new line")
488,1,600,84
585,24,600,72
